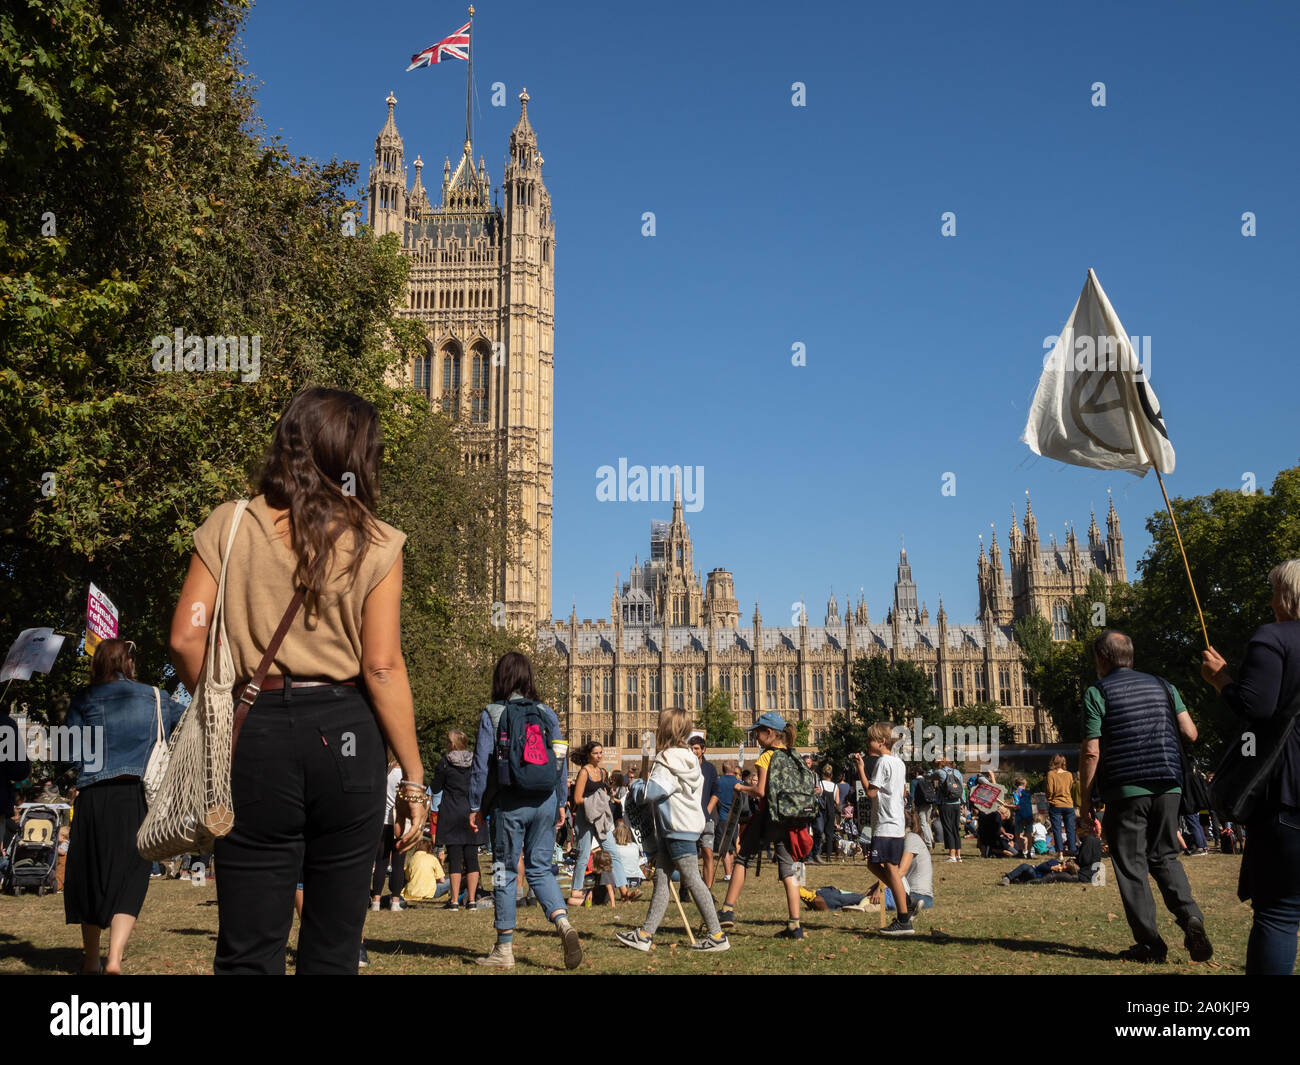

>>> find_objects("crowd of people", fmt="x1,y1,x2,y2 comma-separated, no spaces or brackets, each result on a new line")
3,388,1297,977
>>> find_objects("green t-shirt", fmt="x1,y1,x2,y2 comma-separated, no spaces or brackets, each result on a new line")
1082,683,1187,802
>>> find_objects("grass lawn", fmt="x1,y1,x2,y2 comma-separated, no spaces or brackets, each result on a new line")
0,842,1255,975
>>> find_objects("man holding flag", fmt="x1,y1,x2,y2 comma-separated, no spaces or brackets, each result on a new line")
1022,269,1214,964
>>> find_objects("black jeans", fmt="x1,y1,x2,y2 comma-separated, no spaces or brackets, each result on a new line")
1103,791,1204,952
214,684,385,974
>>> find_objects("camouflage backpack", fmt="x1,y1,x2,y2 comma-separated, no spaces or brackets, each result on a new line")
766,748,819,827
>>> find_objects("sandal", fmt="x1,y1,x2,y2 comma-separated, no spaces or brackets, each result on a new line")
621,889,642,902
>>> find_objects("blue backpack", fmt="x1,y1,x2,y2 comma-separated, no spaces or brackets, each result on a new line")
494,699,558,796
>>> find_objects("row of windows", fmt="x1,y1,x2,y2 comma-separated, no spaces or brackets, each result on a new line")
940,665,1020,708
570,668,849,714
570,664,1023,715
409,287,495,310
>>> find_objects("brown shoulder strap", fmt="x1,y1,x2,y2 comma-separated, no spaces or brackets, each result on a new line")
230,588,305,757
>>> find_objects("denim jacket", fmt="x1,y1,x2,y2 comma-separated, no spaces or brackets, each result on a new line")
65,678,186,788
468,695,565,812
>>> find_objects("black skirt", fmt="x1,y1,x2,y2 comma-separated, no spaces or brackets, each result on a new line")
63,778,151,928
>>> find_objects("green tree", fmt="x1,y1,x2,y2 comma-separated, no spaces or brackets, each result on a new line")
794,719,810,748
938,700,1006,730
697,689,743,746
851,655,936,724
379,414,543,769
1108,466,1300,758
2,1,424,728
818,654,936,772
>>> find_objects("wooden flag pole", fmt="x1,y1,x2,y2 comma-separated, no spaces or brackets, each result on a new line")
1152,471,1210,649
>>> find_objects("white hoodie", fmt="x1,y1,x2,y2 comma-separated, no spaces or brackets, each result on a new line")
633,747,706,840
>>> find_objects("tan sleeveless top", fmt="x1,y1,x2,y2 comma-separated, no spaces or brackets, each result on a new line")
193,495,406,682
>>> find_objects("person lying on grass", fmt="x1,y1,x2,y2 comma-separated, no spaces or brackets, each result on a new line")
999,857,1080,885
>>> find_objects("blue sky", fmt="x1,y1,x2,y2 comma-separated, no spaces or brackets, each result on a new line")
243,0,1299,627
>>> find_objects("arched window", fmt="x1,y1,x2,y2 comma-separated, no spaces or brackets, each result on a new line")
441,346,461,415
1051,601,1070,641
413,349,432,396
470,345,490,424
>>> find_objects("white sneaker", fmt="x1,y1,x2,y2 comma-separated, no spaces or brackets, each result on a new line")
946,856,959,863
370,898,381,911
691,933,730,952
389,896,404,911
615,929,653,952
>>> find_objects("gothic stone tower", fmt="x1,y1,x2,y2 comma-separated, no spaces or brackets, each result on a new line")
986,495,1127,640
368,89,555,630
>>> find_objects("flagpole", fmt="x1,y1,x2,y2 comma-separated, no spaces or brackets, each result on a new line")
1152,470,1210,648
465,5,474,153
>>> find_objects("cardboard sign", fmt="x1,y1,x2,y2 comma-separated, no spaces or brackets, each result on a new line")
969,780,1006,813
85,583,119,654
1,628,67,681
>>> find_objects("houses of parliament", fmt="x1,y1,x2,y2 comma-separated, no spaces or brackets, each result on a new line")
538,493,1127,749
366,90,1128,748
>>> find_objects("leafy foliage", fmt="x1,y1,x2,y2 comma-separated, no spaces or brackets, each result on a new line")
0,2,533,781
697,688,743,746
817,654,937,774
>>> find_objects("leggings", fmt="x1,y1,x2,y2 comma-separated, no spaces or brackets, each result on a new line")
643,853,722,938
371,822,405,898
444,843,479,878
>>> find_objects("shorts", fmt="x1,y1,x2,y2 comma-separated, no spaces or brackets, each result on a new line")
868,835,904,865
1015,816,1033,832
713,816,731,854
735,814,796,881
663,835,699,862
701,819,716,851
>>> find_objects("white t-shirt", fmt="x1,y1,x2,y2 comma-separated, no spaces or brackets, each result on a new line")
819,780,838,797
383,766,402,825
869,753,905,838
1032,822,1048,842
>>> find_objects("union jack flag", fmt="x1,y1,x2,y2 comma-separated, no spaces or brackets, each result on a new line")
407,22,470,70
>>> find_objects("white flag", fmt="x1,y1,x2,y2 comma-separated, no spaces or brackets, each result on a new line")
1022,269,1174,475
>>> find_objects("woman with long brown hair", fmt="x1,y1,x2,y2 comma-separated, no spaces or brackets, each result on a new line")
170,387,426,974
64,639,185,973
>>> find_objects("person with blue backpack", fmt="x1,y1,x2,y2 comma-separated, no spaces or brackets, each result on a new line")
468,652,582,970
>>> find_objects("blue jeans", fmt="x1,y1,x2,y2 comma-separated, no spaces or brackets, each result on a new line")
491,791,567,931
883,888,934,910
1245,807,1300,975
1049,807,1076,854
1184,814,1207,850
571,812,626,892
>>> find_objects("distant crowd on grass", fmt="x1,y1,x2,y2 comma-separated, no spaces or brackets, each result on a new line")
3,389,1296,977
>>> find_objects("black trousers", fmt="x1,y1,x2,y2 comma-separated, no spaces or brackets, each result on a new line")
214,684,385,975
1104,791,1204,951
939,804,962,850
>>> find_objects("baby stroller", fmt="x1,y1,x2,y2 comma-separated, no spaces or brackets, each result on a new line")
2,803,66,896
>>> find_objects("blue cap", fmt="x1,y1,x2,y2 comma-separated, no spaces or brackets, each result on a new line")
748,711,788,733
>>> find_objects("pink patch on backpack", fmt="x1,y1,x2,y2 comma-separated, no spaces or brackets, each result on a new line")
523,724,547,765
